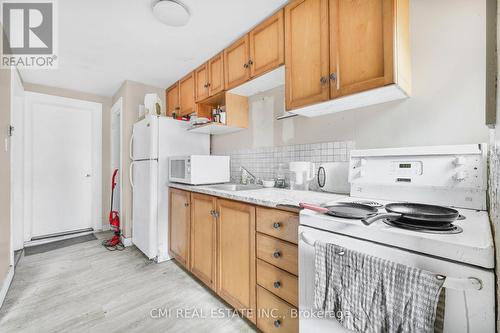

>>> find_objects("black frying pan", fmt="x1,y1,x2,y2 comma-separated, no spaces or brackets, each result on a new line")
362,203,465,226
299,202,378,219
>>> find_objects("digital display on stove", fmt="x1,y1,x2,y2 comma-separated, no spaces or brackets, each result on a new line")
399,163,412,169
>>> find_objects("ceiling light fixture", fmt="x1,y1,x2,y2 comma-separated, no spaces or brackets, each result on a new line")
153,0,190,27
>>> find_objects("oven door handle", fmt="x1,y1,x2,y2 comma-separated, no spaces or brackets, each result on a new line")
299,232,483,291
299,232,316,247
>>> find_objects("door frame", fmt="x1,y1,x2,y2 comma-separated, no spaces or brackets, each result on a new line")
23,92,102,241
10,68,24,256
110,97,123,221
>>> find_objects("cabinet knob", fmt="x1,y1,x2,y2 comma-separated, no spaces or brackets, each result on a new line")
207,83,211,87
243,63,249,69
273,251,281,258
273,319,281,328
184,202,189,207
248,59,253,66
273,222,281,229
273,281,281,289
320,76,328,85
329,72,337,81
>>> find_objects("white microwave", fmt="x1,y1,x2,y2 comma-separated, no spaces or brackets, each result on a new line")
169,155,230,185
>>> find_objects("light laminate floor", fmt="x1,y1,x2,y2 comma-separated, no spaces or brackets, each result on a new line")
0,232,257,333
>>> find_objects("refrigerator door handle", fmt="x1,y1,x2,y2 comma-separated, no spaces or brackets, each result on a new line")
129,133,134,160
129,161,135,190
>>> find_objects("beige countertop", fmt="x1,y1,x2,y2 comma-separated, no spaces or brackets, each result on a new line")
168,183,348,209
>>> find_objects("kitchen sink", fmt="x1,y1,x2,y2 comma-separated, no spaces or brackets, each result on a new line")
206,183,264,191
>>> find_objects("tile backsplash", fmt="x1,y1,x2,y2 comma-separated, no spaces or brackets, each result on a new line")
217,140,355,189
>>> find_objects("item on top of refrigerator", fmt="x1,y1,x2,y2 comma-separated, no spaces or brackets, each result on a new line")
190,117,210,126
144,93,163,116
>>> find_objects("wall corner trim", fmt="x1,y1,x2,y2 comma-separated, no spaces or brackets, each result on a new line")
0,265,14,309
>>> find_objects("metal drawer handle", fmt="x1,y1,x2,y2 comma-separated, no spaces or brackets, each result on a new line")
273,222,281,229
273,281,281,289
273,319,281,328
273,251,281,259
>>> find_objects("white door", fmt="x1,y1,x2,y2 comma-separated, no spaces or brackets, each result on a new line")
132,116,158,160
131,159,158,259
25,92,102,240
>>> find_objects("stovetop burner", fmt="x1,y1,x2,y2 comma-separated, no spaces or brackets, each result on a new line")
382,219,463,234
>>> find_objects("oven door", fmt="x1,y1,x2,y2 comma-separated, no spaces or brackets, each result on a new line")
298,225,495,333
169,157,190,183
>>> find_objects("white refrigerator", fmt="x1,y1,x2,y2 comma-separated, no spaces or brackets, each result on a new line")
129,115,209,262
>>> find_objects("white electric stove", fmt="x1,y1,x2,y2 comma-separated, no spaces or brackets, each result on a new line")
299,144,495,333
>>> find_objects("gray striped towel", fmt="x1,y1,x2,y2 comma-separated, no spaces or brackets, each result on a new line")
314,241,445,333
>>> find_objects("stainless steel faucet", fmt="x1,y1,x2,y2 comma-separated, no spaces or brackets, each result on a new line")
240,166,258,185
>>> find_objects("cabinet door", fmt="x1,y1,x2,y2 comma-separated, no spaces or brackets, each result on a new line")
166,83,179,117
195,63,209,102
285,0,330,110
190,193,217,290
249,10,284,78
330,0,394,97
179,72,195,116
216,199,256,323
224,35,251,90
168,188,190,268
208,52,224,96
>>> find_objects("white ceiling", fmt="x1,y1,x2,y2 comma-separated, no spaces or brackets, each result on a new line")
19,0,288,96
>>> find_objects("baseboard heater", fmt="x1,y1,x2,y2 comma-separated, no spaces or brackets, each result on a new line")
30,228,94,241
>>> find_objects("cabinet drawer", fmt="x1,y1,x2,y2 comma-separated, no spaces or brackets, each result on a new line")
257,285,298,333
257,207,298,244
257,233,298,275
257,259,298,307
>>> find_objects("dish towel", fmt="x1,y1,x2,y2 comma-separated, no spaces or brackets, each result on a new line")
314,241,445,333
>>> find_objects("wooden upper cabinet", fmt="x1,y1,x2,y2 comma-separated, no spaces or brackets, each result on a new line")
190,193,217,290
285,0,330,110
224,35,251,90
179,72,195,116
249,10,284,78
208,52,224,96
166,83,179,117
216,199,256,323
330,0,395,98
168,188,191,268
195,63,209,102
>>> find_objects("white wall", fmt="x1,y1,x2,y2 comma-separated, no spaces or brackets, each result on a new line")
212,0,490,153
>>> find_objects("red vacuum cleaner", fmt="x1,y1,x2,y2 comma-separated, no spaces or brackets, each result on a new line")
102,169,124,251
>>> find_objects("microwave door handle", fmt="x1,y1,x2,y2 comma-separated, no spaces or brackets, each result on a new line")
129,133,134,160
129,161,135,190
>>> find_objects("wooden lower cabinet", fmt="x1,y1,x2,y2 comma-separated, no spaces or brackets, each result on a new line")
257,286,299,333
168,188,191,268
169,189,299,330
190,193,217,290
216,199,256,322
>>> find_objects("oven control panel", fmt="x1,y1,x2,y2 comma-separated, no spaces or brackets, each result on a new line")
347,144,487,210
389,161,423,177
